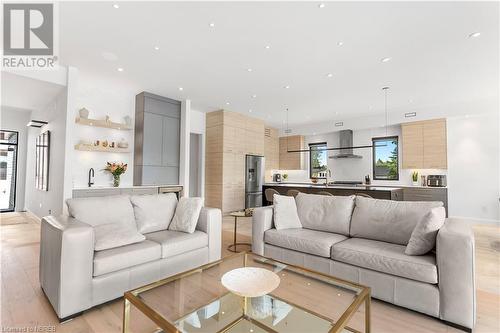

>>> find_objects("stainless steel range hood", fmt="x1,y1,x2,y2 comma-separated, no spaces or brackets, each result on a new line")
331,130,363,159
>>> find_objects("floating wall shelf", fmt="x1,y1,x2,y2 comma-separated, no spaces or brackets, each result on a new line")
74,144,130,153
75,117,132,130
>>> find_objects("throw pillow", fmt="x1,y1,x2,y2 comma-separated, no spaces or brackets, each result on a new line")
273,194,302,230
405,207,446,255
93,223,146,251
168,197,204,233
130,193,178,234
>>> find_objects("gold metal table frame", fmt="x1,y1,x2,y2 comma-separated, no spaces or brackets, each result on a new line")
123,252,371,333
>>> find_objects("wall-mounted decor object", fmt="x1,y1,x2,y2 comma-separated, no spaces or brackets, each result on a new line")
79,108,89,119
35,131,50,191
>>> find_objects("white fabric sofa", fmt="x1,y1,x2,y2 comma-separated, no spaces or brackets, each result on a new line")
252,194,475,331
39,195,222,320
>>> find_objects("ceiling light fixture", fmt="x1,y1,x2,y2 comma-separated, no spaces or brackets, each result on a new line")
468,32,481,38
209,22,215,28
117,67,124,72
382,86,390,135
265,45,271,49
381,57,392,63
178,87,184,91
248,109,253,113
27,120,48,128
327,73,333,78
337,41,344,46
247,68,253,72
284,85,290,89
318,3,325,8
112,4,120,9
252,94,257,98
225,102,230,105
154,46,160,50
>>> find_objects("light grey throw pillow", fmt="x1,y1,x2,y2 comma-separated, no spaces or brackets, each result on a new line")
168,197,204,233
131,193,178,234
93,223,145,251
273,194,302,230
405,207,446,255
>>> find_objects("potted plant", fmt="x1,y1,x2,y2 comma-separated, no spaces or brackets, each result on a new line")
104,162,127,187
411,171,419,186
282,173,288,182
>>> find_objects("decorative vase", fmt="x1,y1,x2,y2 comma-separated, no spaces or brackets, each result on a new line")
113,175,120,187
412,180,419,186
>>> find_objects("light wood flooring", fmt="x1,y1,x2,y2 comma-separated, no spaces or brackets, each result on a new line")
0,212,498,332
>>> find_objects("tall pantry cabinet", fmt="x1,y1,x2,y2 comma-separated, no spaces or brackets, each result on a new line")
205,110,264,213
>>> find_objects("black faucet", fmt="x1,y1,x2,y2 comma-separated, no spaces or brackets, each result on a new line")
88,168,94,187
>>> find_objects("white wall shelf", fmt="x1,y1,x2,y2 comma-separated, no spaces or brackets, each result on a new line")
74,144,130,153
75,117,132,130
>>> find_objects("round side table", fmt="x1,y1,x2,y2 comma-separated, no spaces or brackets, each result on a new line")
227,210,252,253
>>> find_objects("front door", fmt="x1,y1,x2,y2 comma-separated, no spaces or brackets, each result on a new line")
0,130,18,212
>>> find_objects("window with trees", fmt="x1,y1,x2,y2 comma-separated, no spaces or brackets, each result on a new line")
309,142,328,179
372,136,399,180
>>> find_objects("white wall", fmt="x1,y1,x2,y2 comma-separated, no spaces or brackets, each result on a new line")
71,71,139,188
0,107,30,211
25,89,68,217
448,113,499,222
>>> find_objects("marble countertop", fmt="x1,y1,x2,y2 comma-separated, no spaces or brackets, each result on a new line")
264,182,447,190
73,184,182,190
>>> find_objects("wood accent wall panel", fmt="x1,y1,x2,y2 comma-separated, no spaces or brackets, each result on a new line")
402,123,424,169
402,118,447,169
279,135,304,170
264,127,279,182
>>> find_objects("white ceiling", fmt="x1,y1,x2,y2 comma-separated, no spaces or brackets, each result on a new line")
1,72,65,111
59,1,499,128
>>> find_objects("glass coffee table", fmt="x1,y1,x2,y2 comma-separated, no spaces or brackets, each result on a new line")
123,252,371,333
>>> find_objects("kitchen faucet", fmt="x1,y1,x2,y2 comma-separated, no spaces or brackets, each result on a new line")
325,169,332,186
88,168,94,187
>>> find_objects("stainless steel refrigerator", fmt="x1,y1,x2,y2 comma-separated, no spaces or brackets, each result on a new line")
245,155,265,209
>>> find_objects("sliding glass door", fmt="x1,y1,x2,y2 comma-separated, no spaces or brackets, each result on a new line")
0,130,18,212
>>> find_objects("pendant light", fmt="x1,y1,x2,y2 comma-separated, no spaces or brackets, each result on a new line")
382,86,390,136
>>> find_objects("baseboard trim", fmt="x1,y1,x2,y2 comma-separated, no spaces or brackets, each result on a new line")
442,320,472,333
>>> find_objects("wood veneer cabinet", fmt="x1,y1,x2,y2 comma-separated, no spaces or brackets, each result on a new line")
264,127,279,182
205,110,264,213
402,119,447,169
279,135,304,170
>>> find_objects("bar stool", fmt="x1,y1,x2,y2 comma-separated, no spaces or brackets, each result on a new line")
355,193,373,198
286,189,301,198
317,191,334,196
264,188,280,204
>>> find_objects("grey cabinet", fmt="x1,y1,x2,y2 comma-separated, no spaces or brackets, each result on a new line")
403,187,448,215
134,92,181,185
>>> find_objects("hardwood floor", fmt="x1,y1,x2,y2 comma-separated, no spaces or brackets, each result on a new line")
0,212,498,332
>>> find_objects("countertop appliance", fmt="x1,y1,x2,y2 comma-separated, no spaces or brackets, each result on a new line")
273,173,282,182
245,155,265,209
427,175,447,187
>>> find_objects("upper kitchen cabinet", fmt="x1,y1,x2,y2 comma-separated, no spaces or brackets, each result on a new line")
264,127,279,181
402,118,447,169
134,92,181,185
279,135,304,170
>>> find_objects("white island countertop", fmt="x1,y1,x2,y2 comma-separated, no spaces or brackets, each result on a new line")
73,184,182,190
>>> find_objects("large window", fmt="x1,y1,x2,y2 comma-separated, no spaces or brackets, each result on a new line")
309,142,328,179
372,136,399,180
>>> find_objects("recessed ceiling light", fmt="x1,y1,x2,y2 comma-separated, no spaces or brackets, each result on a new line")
112,4,120,9
318,3,325,8
369,105,373,110
252,94,257,98
265,45,271,49
284,85,290,89
248,109,253,113
225,102,230,105
247,68,253,72
117,67,124,72
381,57,392,63
335,111,339,115
468,32,481,38
154,46,160,50
327,73,333,78
178,87,184,91
408,99,413,103
209,22,215,28
337,41,344,46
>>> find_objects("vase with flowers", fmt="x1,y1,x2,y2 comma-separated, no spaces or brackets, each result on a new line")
104,162,127,187
411,171,419,186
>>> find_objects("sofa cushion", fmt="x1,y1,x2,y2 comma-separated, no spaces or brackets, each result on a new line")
67,195,136,228
273,194,302,230
93,222,145,251
406,207,446,255
131,193,178,234
332,238,438,284
265,228,347,257
295,193,354,236
93,240,161,277
350,196,443,245
169,197,204,233
145,230,208,258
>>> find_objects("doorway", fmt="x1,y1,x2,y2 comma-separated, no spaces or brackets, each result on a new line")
0,130,18,212
189,133,203,197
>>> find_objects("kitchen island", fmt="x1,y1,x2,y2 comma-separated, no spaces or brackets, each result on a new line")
262,182,403,204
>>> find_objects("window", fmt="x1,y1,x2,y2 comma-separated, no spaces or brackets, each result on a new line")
309,142,328,179
372,136,399,180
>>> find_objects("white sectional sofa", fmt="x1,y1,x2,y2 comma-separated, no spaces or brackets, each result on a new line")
39,194,222,321
252,194,475,331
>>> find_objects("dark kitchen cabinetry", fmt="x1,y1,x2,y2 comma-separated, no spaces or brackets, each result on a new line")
403,187,448,215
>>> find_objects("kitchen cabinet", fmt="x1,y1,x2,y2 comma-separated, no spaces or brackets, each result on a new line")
264,127,279,182
134,92,181,185
205,110,264,213
403,187,448,215
279,135,304,170
402,119,447,169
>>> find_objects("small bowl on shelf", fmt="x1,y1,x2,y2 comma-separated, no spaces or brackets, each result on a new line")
311,179,318,184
